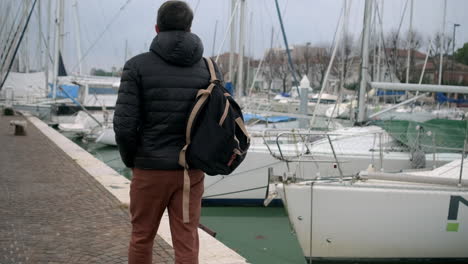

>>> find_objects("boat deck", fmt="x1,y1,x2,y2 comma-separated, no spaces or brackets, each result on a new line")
0,114,174,263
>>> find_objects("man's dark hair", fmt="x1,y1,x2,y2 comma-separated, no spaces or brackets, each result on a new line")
157,1,193,32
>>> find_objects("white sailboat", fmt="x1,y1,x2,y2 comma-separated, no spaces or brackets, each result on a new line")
268,0,468,261
274,158,468,261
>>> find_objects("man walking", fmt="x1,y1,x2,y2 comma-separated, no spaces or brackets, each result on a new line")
113,1,219,263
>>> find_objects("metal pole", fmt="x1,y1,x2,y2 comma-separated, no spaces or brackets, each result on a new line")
52,0,61,99
369,93,428,119
452,23,460,74
370,82,468,94
376,0,383,82
124,39,128,62
38,0,43,72
432,132,436,169
23,1,30,73
379,132,384,171
45,0,51,96
438,0,447,85
228,0,236,83
327,134,344,178
236,0,245,98
459,141,466,187
357,0,373,123
371,2,377,82
299,86,309,129
73,0,83,75
405,0,413,84
246,12,253,90
340,0,348,93
418,41,433,85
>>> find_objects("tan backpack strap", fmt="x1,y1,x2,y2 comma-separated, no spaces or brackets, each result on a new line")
205,57,218,83
182,168,191,223
178,58,219,224
235,117,251,143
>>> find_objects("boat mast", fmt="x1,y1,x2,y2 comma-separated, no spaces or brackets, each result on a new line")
357,0,373,123
246,11,253,91
52,0,64,99
45,0,51,96
340,0,348,93
438,0,447,85
124,39,128,62
228,0,237,84
211,20,218,57
37,0,43,72
405,0,414,84
236,0,246,98
73,0,83,75
376,0,383,82
22,1,30,73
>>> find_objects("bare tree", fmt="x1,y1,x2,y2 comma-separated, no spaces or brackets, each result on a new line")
292,43,315,81
385,29,424,83
429,32,453,84
264,48,290,94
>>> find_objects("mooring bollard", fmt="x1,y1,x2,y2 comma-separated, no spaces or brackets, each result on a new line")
10,120,27,136
3,107,14,116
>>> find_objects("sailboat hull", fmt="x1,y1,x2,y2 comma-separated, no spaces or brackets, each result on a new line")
279,182,468,261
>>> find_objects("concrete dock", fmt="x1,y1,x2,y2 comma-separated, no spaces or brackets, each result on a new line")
0,113,247,264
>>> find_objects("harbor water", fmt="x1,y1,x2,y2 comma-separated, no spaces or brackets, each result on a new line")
66,134,307,264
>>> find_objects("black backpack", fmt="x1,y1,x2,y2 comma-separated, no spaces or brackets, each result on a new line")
178,57,250,176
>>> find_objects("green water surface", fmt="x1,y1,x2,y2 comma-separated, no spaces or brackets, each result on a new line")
201,207,306,264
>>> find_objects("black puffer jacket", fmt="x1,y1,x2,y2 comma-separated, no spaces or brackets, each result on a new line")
113,31,222,169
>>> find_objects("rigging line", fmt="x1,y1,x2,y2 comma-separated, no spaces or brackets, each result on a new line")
259,0,282,50
328,4,346,55
262,0,285,49
97,0,119,60
0,2,25,64
274,0,300,96
310,4,345,129
394,0,409,45
215,0,240,63
202,186,267,198
70,0,133,72
374,1,394,83
0,0,39,91
0,1,30,74
204,160,284,190
33,8,54,66
193,0,201,16
0,1,13,42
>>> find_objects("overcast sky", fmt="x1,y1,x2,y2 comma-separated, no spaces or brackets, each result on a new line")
23,0,468,74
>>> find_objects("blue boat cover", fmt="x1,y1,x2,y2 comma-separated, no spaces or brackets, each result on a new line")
376,90,405,96
225,82,234,95
244,113,296,123
436,92,468,104
47,84,79,99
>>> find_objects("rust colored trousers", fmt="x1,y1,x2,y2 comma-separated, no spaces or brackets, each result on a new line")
128,168,204,264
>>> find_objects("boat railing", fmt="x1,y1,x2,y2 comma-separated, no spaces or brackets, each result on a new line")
262,130,390,177
262,127,466,178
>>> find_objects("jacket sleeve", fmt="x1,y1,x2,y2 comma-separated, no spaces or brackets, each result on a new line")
113,60,141,168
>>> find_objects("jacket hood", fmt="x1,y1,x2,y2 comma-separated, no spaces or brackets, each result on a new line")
150,31,204,67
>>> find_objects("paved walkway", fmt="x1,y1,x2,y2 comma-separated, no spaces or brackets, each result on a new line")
0,114,174,263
